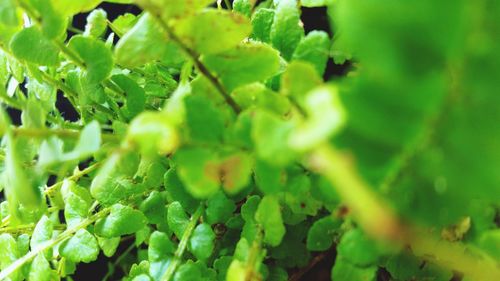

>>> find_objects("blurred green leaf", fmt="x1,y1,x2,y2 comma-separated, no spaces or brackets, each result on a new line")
255,196,285,246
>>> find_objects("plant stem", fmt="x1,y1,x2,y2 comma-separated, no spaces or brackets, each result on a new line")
243,226,263,281
0,223,66,234
309,143,402,240
308,143,500,280
161,204,205,281
289,250,331,281
0,207,110,280
224,0,232,9
44,162,102,197
67,26,84,35
54,41,86,69
145,9,241,114
12,127,119,142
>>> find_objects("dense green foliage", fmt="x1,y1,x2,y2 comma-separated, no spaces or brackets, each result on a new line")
0,0,499,280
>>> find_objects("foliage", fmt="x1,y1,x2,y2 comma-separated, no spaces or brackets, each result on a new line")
0,0,499,281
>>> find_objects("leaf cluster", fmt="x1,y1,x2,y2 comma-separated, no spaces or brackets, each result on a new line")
0,0,499,281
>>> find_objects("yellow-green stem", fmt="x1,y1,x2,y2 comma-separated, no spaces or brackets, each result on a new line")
161,203,205,281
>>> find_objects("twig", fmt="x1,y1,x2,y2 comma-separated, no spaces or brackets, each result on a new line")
145,9,241,114
44,162,102,197
12,127,119,142
288,250,331,281
0,207,110,280
161,203,205,281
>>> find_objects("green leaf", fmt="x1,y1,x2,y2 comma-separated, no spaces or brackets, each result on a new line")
51,0,102,15
184,94,225,144
251,8,274,43
478,230,500,260
226,260,246,281
205,191,236,225
270,0,304,60
0,0,20,27
337,228,381,266
148,231,175,262
110,13,137,36
281,61,322,103
268,266,288,281
174,147,220,199
59,120,101,162
173,260,216,281
126,111,179,156
63,183,92,228
68,35,113,82
164,169,200,214
132,274,152,281
231,83,290,116
292,31,330,76
233,0,252,17
59,229,99,263
137,0,214,21
4,133,42,210
94,204,148,238
167,201,189,238
331,256,377,281
241,195,260,222
201,42,281,91
111,74,146,120
30,215,53,256
306,216,339,251
97,236,121,257
174,9,252,55
28,0,66,38
9,27,59,66
137,158,168,189
0,233,19,271
114,13,183,68
140,191,166,224
28,254,52,281
189,223,215,261
218,151,253,195
84,8,108,38
283,173,322,216
90,151,141,205
0,109,10,139
288,86,346,152
301,0,333,7
251,110,296,166
254,160,285,195
255,196,285,246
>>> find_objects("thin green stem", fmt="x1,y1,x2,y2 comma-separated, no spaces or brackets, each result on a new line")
12,127,120,142
67,26,84,35
145,8,241,114
0,88,24,109
243,226,263,281
0,224,66,234
44,162,102,197
307,143,500,280
0,43,81,115
0,207,110,280
308,144,402,240
161,204,205,281
54,40,86,69
224,0,232,9
106,19,124,38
